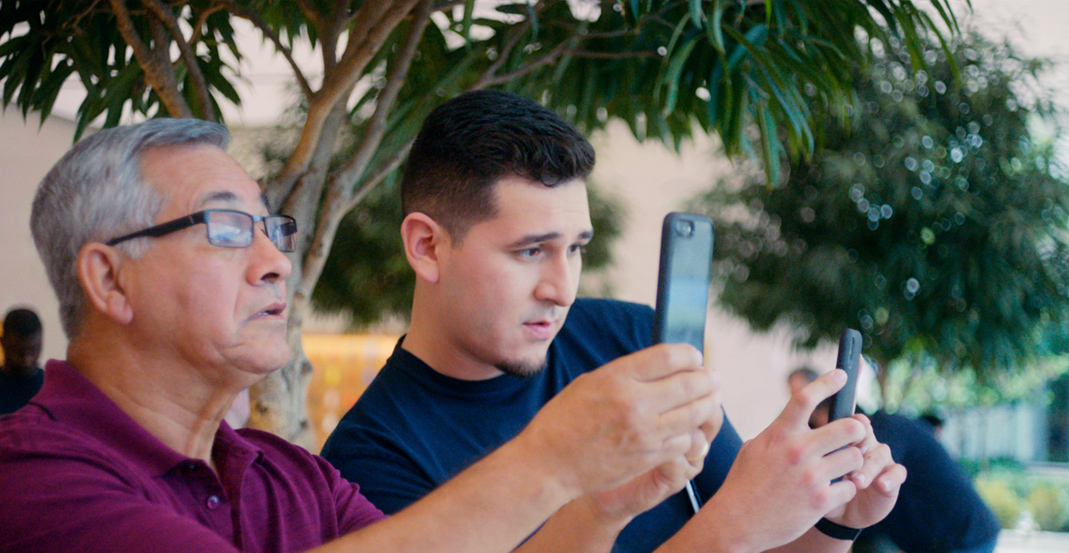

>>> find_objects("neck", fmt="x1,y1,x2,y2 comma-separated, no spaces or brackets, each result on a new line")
67,333,236,469
404,291,504,381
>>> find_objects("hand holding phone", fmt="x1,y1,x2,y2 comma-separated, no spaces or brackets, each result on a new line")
652,212,715,514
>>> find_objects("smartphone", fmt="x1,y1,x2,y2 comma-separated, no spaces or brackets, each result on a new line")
652,212,715,353
827,328,863,423
652,212,714,515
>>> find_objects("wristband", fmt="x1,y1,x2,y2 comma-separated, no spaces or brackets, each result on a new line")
815,517,862,541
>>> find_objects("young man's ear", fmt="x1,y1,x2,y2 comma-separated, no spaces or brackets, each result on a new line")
400,212,448,284
77,243,134,325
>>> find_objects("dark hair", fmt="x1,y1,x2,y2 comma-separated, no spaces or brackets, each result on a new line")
401,90,595,240
919,411,945,429
3,308,42,338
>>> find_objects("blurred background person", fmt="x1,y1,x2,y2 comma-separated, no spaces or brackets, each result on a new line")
0,307,44,415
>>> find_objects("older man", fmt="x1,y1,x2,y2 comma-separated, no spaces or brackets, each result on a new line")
0,118,720,553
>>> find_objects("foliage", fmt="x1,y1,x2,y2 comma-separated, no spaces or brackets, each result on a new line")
976,464,1069,531
0,0,967,441
879,352,1069,413
975,475,1023,529
1029,485,1069,531
697,29,1069,388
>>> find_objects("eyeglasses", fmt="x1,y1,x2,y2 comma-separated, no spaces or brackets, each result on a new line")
105,209,298,252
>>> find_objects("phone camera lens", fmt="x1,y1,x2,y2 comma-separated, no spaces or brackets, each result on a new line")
674,220,694,237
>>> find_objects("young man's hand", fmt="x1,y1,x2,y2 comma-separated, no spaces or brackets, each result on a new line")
518,343,720,501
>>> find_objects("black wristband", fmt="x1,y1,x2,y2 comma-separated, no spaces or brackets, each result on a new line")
815,517,862,541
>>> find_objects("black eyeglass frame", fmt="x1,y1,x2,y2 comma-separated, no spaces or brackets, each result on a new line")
104,209,298,252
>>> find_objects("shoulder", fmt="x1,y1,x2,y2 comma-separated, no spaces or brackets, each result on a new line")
0,405,112,461
236,427,342,477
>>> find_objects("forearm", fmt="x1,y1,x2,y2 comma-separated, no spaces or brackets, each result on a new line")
513,496,630,553
309,436,576,553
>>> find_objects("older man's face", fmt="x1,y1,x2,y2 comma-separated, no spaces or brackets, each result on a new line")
121,144,293,387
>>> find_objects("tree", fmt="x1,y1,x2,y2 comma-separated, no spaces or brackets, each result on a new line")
698,28,1069,404
0,0,965,445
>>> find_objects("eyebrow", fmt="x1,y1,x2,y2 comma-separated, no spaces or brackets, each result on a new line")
194,191,272,211
508,229,594,249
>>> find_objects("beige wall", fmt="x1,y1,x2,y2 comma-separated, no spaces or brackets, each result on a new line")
1,111,75,363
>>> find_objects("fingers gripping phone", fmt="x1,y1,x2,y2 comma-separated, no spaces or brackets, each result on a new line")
827,328,862,424
828,328,862,483
652,212,715,514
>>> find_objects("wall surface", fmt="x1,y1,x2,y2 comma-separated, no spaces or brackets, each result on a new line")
1,111,75,363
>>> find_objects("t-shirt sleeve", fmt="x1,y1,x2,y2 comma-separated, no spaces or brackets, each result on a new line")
0,451,241,553
314,453,390,534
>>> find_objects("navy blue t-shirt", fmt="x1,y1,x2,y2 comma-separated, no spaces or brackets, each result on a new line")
864,411,1001,552
0,367,44,415
322,298,742,553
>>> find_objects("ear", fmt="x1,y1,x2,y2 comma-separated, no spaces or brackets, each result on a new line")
77,243,134,325
400,212,449,284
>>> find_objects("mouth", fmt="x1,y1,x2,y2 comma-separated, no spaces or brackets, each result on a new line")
523,318,558,340
252,302,287,319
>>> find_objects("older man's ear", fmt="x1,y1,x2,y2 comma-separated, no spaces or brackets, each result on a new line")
77,242,134,326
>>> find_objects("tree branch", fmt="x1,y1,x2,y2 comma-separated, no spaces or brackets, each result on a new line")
276,0,420,198
141,0,217,121
188,4,227,45
108,0,192,118
476,36,576,88
298,0,435,315
222,0,314,100
335,0,433,200
345,141,413,213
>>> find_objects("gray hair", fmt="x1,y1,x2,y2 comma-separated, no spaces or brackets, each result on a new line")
31,118,230,339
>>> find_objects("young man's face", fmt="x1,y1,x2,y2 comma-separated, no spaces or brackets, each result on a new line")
434,175,592,378
120,144,293,387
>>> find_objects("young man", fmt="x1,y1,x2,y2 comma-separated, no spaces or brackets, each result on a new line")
321,90,906,553
0,118,721,553
0,307,44,415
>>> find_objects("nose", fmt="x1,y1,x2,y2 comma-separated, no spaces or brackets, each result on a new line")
247,227,293,286
534,251,579,307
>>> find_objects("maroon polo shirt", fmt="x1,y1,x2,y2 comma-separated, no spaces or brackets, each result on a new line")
0,360,385,553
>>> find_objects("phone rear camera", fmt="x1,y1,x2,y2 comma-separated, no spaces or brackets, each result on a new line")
674,219,694,237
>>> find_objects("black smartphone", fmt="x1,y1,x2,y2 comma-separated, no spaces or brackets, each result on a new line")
652,212,714,515
827,328,863,423
652,212,715,353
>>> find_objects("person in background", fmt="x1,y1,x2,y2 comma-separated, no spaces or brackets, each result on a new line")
0,307,44,415
0,117,721,553
788,362,1001,553
323,89,906,553
919,410,946,438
